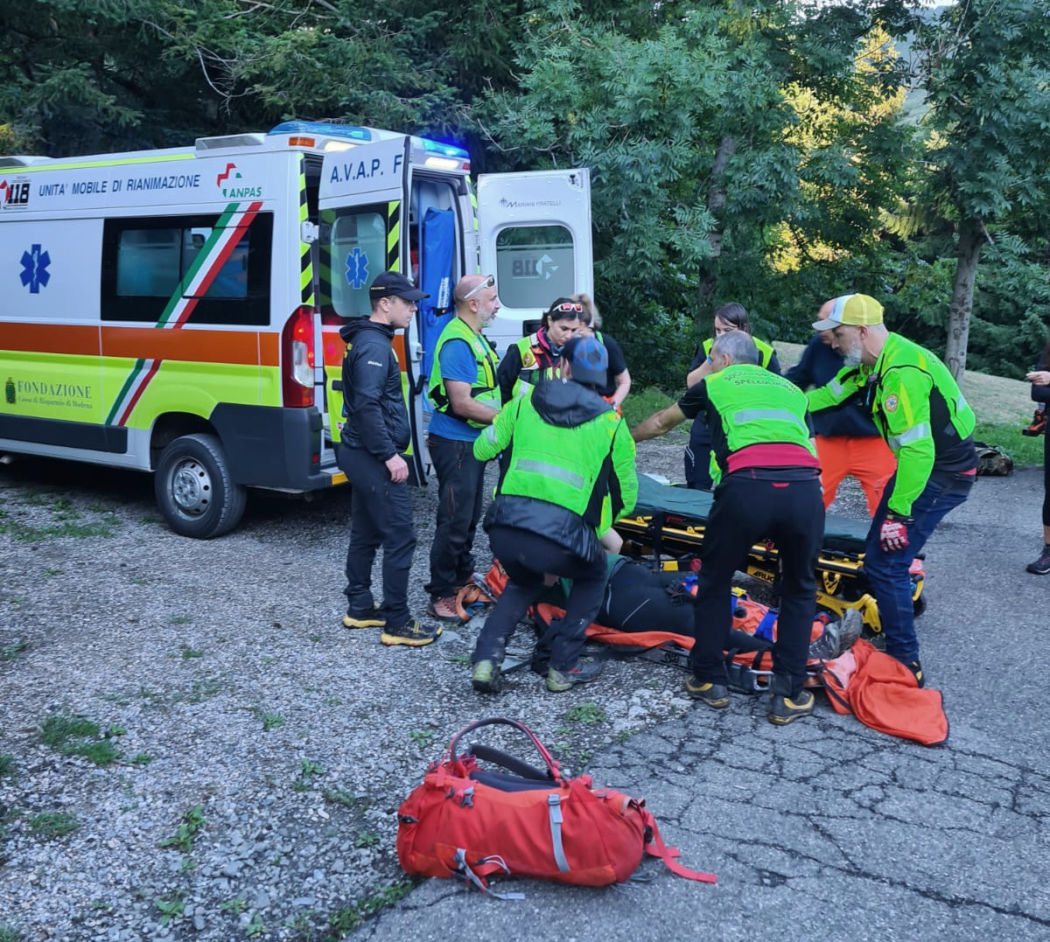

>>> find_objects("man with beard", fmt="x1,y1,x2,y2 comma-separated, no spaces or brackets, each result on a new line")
425,274,502,621
807,294,978,687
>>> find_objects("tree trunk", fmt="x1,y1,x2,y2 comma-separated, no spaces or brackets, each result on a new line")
945,216,985,382
696,134,736,322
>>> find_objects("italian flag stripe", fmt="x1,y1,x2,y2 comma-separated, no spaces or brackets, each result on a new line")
107,202,262,426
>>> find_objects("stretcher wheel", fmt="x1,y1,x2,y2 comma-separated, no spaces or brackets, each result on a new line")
913,594,926,617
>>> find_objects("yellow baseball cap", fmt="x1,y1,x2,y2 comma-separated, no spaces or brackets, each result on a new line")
812,294,884,331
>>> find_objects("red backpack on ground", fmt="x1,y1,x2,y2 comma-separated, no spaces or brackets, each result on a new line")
396,718,716,892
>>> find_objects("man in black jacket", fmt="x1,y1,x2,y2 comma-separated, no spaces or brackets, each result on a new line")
337,271,439,647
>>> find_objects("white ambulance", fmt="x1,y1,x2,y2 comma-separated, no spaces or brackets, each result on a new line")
0,121,592,537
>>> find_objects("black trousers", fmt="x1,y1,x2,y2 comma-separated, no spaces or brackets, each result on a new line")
690,473,824,697
340,445,417,628
426,434,486,599
472,526,606,672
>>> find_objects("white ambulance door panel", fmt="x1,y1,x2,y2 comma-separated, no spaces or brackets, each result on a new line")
318,137,429,485
476,168,593,353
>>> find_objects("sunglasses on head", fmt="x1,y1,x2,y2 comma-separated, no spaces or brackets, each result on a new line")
551,301,583,314
460,274,496,301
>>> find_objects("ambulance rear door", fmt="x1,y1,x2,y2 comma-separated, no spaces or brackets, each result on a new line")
476,168,593,355
318,136,429,484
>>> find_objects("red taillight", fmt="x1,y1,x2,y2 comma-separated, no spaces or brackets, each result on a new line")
281,306,316,407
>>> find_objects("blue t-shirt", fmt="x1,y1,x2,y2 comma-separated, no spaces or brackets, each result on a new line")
428,338,487,442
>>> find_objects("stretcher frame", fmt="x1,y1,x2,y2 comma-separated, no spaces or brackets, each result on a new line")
612,475,925,635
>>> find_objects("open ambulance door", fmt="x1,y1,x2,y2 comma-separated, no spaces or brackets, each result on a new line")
476,168,593,356
318,136,430,485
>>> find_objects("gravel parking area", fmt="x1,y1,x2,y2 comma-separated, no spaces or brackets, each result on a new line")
1,428,826,941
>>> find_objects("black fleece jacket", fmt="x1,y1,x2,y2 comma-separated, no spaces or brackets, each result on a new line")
338,318,410,461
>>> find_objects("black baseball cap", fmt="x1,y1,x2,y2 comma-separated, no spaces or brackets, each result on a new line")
369,271,428,301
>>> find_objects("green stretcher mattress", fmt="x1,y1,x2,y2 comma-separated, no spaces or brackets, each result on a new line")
627,474,871,555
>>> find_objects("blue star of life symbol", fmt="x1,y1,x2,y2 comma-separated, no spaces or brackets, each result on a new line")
345,247,369,289
20,244,51,294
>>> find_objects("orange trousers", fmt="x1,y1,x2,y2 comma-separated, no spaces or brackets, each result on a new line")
815,434,897,515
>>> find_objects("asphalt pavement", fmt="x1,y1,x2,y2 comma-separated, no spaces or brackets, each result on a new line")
352,467,1050,942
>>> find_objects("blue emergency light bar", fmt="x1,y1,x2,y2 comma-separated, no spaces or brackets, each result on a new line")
268,121,469,161
268,121,373,142
419,137,470,161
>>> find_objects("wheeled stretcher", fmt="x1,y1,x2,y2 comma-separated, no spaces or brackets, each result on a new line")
613,475,926,635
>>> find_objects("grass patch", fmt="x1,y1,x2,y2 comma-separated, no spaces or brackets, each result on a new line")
28,810,79,840
178,644,203,660
974,422,1043,468
564,703,606,724
254,709,284,732
322,788,360,809
158,804,205,853
324,880,416,939
0,925,25,942
155,893,184,927
0,640,29,662
408,729,436,748
39,714,122,766
621,386,673,428
0,497,120,542
0,754,14,778
292,758,324,791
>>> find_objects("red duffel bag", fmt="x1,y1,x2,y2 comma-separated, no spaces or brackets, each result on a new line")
396,717,716,892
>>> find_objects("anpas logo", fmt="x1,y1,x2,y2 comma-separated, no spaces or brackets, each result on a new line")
216,162,262,199
0,177,31,210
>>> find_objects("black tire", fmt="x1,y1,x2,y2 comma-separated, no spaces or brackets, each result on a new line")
154,433,247,538
913,593,927,617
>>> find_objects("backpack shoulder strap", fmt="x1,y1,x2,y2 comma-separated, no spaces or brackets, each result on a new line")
640,808,717,883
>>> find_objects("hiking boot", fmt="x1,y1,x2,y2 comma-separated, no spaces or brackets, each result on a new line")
839,607,863,652
546,657,602,693
427,596,460,621
807,619,841,661
768,689,815,725
684,677,730,708
380,619,441,647
342,603,385,630
808,608,864,660
1026,546,1050,575
471,659,503,694
906,660,925,688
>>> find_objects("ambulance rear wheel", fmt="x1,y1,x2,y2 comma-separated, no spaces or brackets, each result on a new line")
155,433,247,539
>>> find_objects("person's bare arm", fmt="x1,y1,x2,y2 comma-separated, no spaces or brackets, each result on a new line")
446,379,498,426
631,403,687,442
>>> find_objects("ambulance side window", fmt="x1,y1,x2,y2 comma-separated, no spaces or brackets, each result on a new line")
494,225,576,309
319,207,386,318
102,213,272,325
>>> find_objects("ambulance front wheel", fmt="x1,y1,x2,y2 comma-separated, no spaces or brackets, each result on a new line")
155,433,247,539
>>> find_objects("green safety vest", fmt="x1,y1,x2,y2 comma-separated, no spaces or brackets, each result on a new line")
703,364,815,485
701,335,775,369
511,332,561,398
807,332,975,515
481,397,628,521
428,316,500,428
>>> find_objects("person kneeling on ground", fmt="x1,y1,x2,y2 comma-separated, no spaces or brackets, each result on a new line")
469,336,638,694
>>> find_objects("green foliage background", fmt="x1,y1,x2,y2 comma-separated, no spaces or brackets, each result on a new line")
2,0,1049,389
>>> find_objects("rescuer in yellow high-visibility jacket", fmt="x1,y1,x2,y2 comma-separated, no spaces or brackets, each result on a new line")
469,335,637,695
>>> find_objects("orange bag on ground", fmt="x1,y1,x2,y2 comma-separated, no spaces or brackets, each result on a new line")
821,639,949,746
